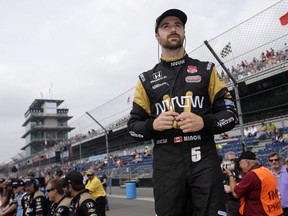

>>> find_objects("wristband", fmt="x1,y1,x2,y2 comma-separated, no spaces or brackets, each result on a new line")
229,175,234,178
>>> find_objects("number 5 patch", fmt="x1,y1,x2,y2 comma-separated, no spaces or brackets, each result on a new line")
191,146,201,162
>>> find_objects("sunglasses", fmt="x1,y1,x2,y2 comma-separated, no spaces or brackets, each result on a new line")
47,188,55,193
87,174,93,177
269,159,279,162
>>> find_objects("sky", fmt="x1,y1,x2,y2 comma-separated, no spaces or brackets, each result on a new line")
0,0,277,163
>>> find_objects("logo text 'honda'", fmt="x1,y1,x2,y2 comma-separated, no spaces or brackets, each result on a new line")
151,71,167,83
153,71,162,79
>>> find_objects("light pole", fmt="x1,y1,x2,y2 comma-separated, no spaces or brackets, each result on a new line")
204,40,246,150
79,137,82,171
86,111,111,194
38,153,41,177
78,123,82,171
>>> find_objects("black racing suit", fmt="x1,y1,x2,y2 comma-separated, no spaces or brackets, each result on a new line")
48,196,71,216
128,54,238,216
68,190,97,216
25,191,48,216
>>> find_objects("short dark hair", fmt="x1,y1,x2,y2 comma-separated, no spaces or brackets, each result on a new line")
268,152,280,160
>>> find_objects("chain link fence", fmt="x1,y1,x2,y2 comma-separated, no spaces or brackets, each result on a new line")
189,0,288,81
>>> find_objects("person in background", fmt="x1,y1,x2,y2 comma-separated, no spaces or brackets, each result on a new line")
224,151,283,216
85,169,106,216
62,171,97,216
0,180,13,212
26,171,36,179
128,8,238,216
256,122,269,139
54,170,65,180
47,179,71,216
13,180,24,216
21,186,30,216
267,122,277,138
244,127,251,138
220,132,229,140
143,146,152,157
0,180,23,216
97,168,109,211
250,124,258,137
268,152,288,216
81,170,88,185
23,178,48,216
222,152,241,216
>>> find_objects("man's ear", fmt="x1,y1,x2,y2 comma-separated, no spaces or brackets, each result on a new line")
155,34,160,43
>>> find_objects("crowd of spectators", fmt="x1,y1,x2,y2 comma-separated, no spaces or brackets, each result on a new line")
243,121,288,143
54,115,130,149
221,45,288,83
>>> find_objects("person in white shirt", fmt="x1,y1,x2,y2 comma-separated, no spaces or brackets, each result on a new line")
249,125,258,137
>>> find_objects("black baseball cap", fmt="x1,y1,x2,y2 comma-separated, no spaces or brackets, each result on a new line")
155,9,187,33
236,151,256,162
23,178,35,185
63,171,83,186
12,179,24,187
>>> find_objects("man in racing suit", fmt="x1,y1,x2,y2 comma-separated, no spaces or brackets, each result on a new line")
127,9,238,216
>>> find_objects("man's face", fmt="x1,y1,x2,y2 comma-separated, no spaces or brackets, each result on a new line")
268,155,281,170
226,154,236,164
24,183,35,195
156,16,185,50
239,160,250,173
87,174,94,180
47,183,56,201
12,185,23,194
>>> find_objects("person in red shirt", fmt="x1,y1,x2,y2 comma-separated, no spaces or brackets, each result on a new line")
224,151,283,216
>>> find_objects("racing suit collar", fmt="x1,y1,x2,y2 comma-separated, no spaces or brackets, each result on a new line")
160,54,188,68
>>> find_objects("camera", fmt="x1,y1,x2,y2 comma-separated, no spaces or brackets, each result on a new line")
221,162,235,171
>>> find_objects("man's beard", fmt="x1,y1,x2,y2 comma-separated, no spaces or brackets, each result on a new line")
162,34,184,50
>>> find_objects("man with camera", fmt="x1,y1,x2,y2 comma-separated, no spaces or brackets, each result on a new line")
224,151,283,216
222,151,241,216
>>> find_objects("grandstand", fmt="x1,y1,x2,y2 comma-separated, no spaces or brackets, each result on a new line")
1,0,288,186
